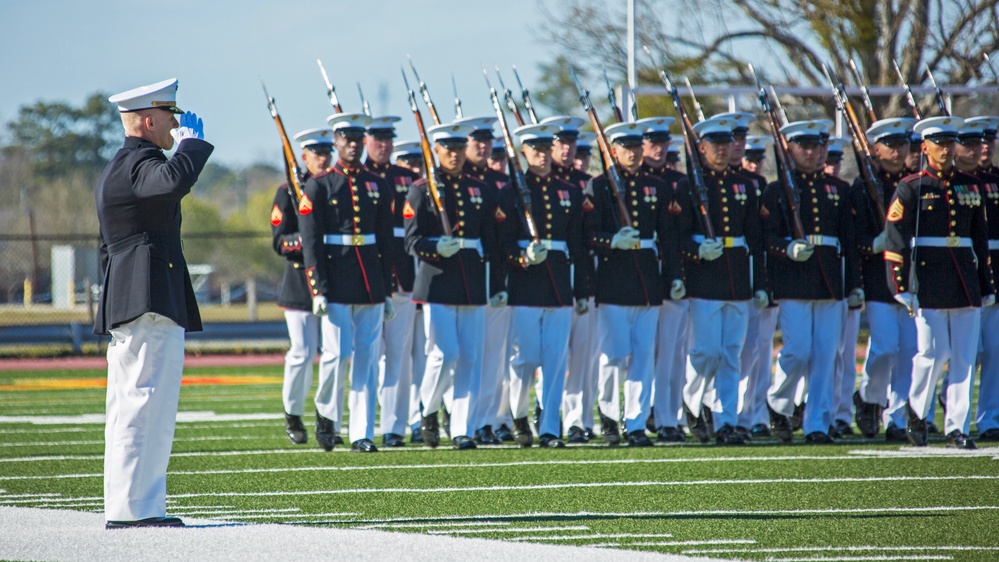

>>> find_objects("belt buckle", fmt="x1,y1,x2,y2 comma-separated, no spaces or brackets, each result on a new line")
351,234,364,246
945,235,959,248
811,234,823,246
723,237,734,248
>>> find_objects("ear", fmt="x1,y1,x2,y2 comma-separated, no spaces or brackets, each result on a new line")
142,114,156,132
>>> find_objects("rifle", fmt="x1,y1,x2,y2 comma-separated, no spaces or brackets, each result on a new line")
494,66,526,126
642,46,715,238
407,55,442,125
925,65,951,116
482,67,539,243
848,59,879,123
569,65,630,228
451,74,463,120
892,59,923,119
512,65,539,124
603,68,625,123
260,78,304,206
356,83,371,117
401,67,451,234
770,86,790,126
984,53,999,89
316,59,343,113
629,89,639,121
823,63,887,227
683,76,706,122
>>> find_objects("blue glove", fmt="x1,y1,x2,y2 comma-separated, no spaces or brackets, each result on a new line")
170,111,204,145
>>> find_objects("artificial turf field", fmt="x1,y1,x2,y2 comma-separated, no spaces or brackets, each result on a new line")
1,364,998,561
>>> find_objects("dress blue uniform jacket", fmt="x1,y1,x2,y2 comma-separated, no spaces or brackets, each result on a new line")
270,176,313,311
849,168,907,304
94,136,213,335
554,161,596,299
365,160,421,294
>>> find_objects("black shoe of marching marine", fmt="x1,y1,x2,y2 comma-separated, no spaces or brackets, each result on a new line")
284,412,307,445
513,417,533,447
946,430,976,450
885,423,907,443
452,435,477,450
768,404,793,443
835,419,855,436
979,428,999,442
927,422,941,435
351,439,378,453
805,431,834,444
333,433,344,445
716,424,746,446
441,406,451,439
475,425,501,445
496,423,515,442
599,414,621,446
937,391,947,417
646,407,657,433
382,433,405,448
790,402,805,432
533,404,542,433
410,427,424,444
539,433,566,448
656,426,685,443
683,403,711,444
828,424,843,440
420,413,441,449
853,391,882,438
702,408,716,439
627,430,654,447
734,425,752,442
568,426,589,444
585,427,598,441
106,516,184,530
315,412,336,452
750,423,772,438
906,404,927,447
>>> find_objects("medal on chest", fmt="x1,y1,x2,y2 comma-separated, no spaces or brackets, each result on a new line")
364,181,380,200
643,186,657,203
733,183,747,202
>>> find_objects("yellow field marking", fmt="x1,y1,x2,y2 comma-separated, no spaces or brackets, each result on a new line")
0,375,282,392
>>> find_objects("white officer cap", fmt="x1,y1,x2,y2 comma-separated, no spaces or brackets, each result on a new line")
710,111,755,133
575,132,595,153
327,112,373,133
666,143,681,154
453,116,498,139
814,119,835,139
540,115,586,139
514,123,556,145
781,120,827,144
491,138,508,157
956,118,988,140
427,122,477,144
965,116,999,139
635,116,675,140
866,118,916,144
108,78,182,114
744,135,773,153
826,136,850,154
692,115,737,142
391,140,422,161
367,115,401,136
293,128,334,149
913,116,964,143
604,121,645,146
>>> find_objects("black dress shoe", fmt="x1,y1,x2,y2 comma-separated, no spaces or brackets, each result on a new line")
315,412,336,452
885,423,907,442
702,408,716,439
420,413,441,448
333,433,344,445
750,423,772,438
906,404,927,447
539,433,566,448
285,412,308,445
853,391,882,438
828,424,844,440
716,424,746,445
513,416,534,447
495,423,515,442
585,427,597,441
567,426,589,444
834,419,855,436
768,404,794,443
646,407,657,433
627,430,653,447
351,439,378,452
927,422,941,435
805,431,834,444
410,429,424,444
683,403,711,444
382,433,405,447
533,404,542,432
734,425,752,441
475,425,502,445
452,435,477,450
106,516,184,530
599,414,621,446
790,402,806,432
656,426,685,443
946,430,977,450
441,406,451,439
978,428,999,441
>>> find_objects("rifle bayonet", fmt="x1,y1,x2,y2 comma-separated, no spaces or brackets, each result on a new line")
512,64,538,124
356,83,371,117
317,59,342,113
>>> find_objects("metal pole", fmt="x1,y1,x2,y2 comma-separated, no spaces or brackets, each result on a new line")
626,0,636,119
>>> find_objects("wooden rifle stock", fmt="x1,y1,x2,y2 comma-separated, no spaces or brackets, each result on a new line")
402,67,451,234
260,79,304,206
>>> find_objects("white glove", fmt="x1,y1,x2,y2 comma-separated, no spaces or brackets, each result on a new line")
610,227,640,250
384,297,396,322
894,292,919,313
574,298,589,315
436,236,461,258
984,294,996,307
872,231,888,254
525,241,549,265
787,239,815,262
312,295,328,317
169,111,204,145
489,291,508,308
848,288,866,309
670,279,686,300
753,290,769,310
698,238,724,261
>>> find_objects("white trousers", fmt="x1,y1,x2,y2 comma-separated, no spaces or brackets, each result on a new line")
832,306,861,422
282,310,319,416
420,304,485,438
408,307,428,429
315,303,383,443
378,294,417,436
769,299,846,435
978,305,999,432
509,307,572,436
477,305,512,431
684,299,750,430
741,306,779,428
910,307,980,434
563,297,599,430
104,312,184,522
596,304,658,434
653,300,690,428
859,302,917,407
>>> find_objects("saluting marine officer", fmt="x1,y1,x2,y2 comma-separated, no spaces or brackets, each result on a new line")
884,116,996,449
272,128,335,446
300,113,395,453
97,78,213,528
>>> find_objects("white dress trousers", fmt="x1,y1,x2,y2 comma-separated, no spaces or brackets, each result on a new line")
653,300,690,428
683,299,750,430
859,302,917,406
742,306,779,428
408,306,428,430
596,304,658,434
509,306,572,437
419,304,485,438
477,305,513,431
910,307,981,434
378,293,417,437
104,312,185,522
832,306,862,423
563,297,599,431
282,309,319,416
977,305,999,432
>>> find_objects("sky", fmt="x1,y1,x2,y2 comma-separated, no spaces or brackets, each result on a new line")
0,0,564,167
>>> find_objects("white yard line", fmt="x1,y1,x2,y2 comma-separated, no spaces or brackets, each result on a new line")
427,525,590,535
0,421,277,434
355,521,513,530
511,533,678,542
1,435,274,447
593,539,757,547
0,411,284,425
752,556,952,562
165,508,303,516
682,545,999,555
